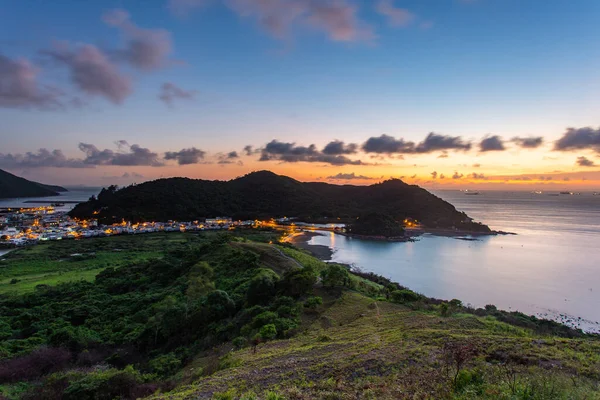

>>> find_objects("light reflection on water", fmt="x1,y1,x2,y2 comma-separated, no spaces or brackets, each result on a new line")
309,191,600,332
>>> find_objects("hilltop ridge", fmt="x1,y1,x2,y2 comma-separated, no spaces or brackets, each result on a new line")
0,169,67,199
69,170,490,232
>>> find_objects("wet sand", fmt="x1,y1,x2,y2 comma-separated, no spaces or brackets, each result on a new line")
289,231,333,261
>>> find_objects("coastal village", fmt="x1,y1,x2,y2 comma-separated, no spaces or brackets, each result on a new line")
0,206,348,248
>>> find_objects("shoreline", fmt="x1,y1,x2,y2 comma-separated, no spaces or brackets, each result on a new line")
288,231,333,261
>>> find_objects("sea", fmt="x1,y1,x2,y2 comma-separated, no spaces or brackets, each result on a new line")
0,188,101,212
308,190,600,333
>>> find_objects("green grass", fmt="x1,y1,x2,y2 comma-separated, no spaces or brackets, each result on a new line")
151,290,600,399
0,233,199,294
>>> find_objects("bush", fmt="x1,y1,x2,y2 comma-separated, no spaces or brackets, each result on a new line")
280,266,317,297
321,265,351,288
440,303,450,317
304,296,323,309
390,289,420,304
62,365,144,400
232,336,247,349
259,324,277,341
148,353,181,377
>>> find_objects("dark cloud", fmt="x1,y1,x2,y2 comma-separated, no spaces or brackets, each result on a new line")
554,127,600,153
0,53,63,109
479,135,505,152
159,82,196,106
322,140,358,155
415,132,471,153
173,0,373,42
243,145,260,156
44,42,132,104
452,172,463,179
576,156,595,167
103,9,173,71
260,139,363,165
226,151,239,159
0,149,89,168
164,147,206,165
79,143,163,166
327,172,373,180
470,172,487,180
430,171,437,179
512,136,543,149
375,0,415,27
437,151,448,159
362,134,415,154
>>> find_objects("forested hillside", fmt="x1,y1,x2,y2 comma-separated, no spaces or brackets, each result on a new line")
69,171,490,232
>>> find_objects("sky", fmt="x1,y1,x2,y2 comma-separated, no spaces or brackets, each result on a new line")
1,0,600,190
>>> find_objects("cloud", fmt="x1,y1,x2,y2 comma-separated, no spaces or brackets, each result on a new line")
216,151,242,165
260,139,363,165
452,172,463,179
576,156,595,167
179,0,375,42
512,136,543,149
164,147,206,165
479,135,505,152
430,171,437,179
0,149,89,169
554,127,600,153
362,134,414,154
322,140,358,155
415,132,471,153
103,9,173,71
44,42,132,104
226,151,239,159
470,172,487,180
472,163,481,168
0,53,63,110
79,143,163,166
327,172,373,180
362,133,471,155
243,145,260,156
159,82,197,106
375,0,415,27
437,151,448,159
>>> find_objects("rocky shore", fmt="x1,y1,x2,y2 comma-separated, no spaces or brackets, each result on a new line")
288,231,334,261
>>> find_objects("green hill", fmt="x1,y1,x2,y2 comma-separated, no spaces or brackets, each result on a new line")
0,169,67,199
0,231,597,400
69,171,489,232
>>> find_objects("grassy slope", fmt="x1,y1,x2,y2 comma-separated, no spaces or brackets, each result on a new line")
149,246,600,400
0,233,190,294
156,290,600,399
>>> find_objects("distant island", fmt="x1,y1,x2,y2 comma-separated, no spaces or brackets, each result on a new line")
0,168,67,199
70,170,491,233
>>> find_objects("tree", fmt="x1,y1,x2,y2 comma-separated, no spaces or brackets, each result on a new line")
304,296,323,310
280,266,317,297
247,269,280,305
207,290,235,320
390,289,421,304
321,264,351,288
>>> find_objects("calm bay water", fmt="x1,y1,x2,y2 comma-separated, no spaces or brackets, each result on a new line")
0,188,100,212
309,191,600,333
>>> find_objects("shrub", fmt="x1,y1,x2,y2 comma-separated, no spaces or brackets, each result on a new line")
321,265,351,288
390,289,420,304
259,324,277,341
232,336,247,349
280,266,317,297
148,353,181,377
440,303,450,317
304,296,323,309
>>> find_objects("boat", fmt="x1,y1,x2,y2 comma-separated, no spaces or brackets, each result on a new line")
464,191,480,195
559,191,573,195
51,202,65,207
